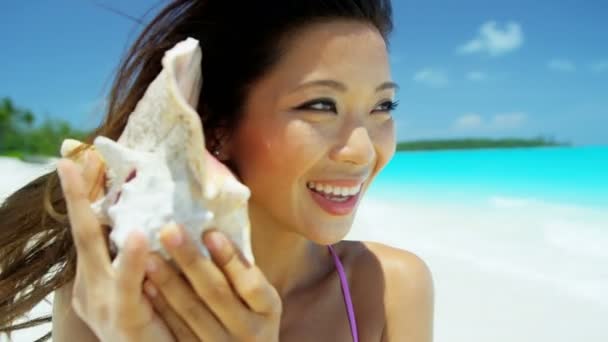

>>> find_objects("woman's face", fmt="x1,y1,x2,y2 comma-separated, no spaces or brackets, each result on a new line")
229,20,397,244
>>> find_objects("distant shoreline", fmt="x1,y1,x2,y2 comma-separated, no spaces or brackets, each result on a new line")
396,137,570,151
1,137,571,161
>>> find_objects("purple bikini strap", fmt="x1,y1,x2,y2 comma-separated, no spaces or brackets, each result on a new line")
328,244,359,342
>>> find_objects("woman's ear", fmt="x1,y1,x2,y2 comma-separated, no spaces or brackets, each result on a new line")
207,127,244,181
210,127,233,162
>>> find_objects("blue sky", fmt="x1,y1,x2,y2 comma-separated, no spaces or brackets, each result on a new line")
1,0,607,145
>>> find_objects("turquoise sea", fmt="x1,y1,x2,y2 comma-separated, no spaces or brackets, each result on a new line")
349,145,608,341
1,147,607,342
370,145,608,209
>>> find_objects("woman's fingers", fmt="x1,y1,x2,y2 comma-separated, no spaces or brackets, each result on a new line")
145,253,228,340
115,230,150,321
158,224,250,332
204,231,281,315
78,150,113,256
57,159,111,277
80,150,106,202
143,281,199,342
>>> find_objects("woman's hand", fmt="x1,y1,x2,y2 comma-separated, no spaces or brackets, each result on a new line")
56,152,179,342
143,224,282,342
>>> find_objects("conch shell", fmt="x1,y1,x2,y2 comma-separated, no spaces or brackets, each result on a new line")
60,38,253,262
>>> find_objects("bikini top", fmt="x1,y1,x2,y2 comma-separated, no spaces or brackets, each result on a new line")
328,244,359,342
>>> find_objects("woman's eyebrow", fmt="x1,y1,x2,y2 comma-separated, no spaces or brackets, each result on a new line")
376,81,399,92
290,79,399,93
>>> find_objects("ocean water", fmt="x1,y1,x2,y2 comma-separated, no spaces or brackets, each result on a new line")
347,146,608,340
370,145,608,209
1,148,607,341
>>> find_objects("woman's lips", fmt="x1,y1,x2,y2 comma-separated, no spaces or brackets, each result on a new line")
308,187,361,216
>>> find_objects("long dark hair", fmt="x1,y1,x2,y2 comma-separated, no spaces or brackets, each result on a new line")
0,0,393,340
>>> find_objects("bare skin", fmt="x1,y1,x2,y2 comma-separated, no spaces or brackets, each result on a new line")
53,20,434,341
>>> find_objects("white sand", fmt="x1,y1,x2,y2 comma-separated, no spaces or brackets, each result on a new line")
1,157,607,341
348,197,608,341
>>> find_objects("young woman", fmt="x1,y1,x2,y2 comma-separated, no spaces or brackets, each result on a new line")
0,1,434,341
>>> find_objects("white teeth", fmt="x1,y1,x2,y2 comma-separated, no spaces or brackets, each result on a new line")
306,181,362,196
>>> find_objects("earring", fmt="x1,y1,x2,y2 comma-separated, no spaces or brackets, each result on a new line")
213,149,220,157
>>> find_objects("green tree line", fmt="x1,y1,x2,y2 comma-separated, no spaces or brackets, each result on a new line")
0,97,90,159
396,137,570,151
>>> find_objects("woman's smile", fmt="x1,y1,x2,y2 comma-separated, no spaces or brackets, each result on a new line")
305,179,366,215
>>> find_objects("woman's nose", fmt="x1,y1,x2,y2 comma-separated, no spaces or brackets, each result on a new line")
330,126,375,166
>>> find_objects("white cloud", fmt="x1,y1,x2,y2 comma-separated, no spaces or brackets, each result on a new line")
548,59,576,72
454,113,483,129
590,60,608,73
466,71,487,81
413,68,449,88
458,21,524,57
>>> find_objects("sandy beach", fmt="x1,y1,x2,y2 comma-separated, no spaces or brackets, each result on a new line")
1,156,607,341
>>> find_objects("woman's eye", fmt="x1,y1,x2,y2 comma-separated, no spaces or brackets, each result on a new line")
294,99,337,113
293,99,398,114
373,100,399,113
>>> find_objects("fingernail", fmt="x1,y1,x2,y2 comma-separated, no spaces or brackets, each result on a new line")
165,224,183,247
127,230,144,251
144,281,157,297
146,259,157,273
208,231,226,250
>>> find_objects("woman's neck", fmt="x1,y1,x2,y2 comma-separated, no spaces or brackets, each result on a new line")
248,206,331,297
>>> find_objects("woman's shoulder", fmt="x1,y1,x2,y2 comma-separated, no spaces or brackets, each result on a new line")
338,240,434,341
339,240,433,287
